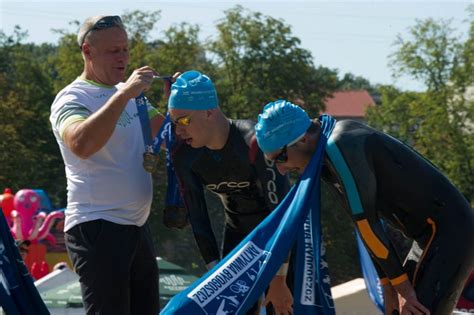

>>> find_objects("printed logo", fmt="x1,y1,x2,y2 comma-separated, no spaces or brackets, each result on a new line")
160,275,190,292
93,93,108,99
300,214,334,308
263,159,279,204
117,111,135,127
301,214,316,305
187,241,271,314
206,181,251,191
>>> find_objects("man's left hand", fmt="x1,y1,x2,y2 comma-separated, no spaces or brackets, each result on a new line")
265,275,293,314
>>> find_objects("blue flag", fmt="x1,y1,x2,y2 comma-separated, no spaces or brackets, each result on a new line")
356,231,384,313
0,211,50,315
293,204,334,314
161,115,336,315
162,115,184,209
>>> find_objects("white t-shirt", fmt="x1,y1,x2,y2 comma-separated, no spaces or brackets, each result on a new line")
50,78,156,231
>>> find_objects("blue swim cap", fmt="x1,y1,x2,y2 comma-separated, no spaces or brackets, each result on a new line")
255,100,311,153
168,70,218,110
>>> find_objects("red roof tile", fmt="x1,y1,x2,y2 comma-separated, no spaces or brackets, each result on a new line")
324,90,375,118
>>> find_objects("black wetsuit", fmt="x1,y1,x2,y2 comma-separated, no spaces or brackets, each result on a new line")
323,119,474,314
172,119,290,313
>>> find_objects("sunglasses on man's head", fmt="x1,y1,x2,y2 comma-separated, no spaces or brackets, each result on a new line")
80,15,124,47
93,15,123,30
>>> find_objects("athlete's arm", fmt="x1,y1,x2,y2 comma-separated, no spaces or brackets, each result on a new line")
254,142,293,310
350,138,429,314
354,197,406,282
172,148,220,265
326,131,405,285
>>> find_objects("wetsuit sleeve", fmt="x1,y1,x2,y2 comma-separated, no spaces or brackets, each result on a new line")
355,214,406,285
172,150,220,265
254,145,290,211
327,138,407,286
321,175,390,283
370,251,391,285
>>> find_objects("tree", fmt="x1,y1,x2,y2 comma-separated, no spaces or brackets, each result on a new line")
337,72,378,96
210,5,337,119
368,14,474,201
391,18,463,94
0,27,66,205
123,10,161,71
49,25,83,93
147,22,214,111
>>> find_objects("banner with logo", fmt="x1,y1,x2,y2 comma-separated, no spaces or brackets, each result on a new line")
0,211,50,315
161,115,336,315
293,207,334,314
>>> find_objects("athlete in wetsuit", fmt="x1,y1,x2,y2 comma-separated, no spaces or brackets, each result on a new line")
255,100,474,315
172,119,289,264
167,71,293,314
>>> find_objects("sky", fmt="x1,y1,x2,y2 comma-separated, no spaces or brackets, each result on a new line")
1,0,472,91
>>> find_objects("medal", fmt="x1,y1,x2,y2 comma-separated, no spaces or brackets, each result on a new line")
143,152,158,173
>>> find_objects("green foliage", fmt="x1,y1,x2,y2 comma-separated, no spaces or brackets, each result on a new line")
368,14,474,201
147,22,213,110
123,10,161,71
49,32,83,93
122,10,161,43
210,5,337,119
0,27,66,205
337,72,378,96
390,18,462,93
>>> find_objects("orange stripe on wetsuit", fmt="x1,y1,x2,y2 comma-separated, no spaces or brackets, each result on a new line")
412,217,437,286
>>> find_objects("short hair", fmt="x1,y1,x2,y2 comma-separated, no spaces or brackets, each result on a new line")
77,15,125,47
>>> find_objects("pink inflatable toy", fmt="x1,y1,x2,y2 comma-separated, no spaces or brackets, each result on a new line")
10,189,64,247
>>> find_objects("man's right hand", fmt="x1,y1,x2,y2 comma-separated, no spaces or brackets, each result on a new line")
383,283,400,314
395,280,430,315
120,66,157,99
163,205,189,229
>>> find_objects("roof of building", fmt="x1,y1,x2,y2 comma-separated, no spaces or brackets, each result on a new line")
324,90,376,118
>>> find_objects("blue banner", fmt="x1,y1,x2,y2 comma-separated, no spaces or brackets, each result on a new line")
161,115,184,208
0,211,50,315
153,112,171,154
138,106,183,210
356,231,384,313
294,209,334,314
161,115,336,315
135,93,155,154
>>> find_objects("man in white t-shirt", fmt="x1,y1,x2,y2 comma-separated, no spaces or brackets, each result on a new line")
50,15,165,315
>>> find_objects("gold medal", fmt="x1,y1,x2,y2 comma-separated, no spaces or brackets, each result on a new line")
143,152,158,173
